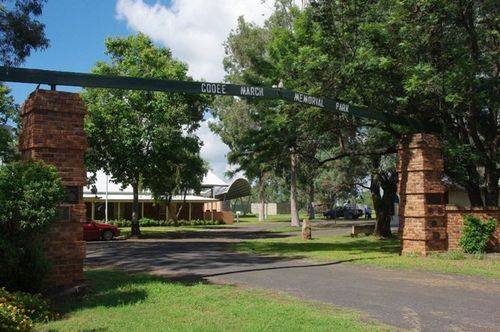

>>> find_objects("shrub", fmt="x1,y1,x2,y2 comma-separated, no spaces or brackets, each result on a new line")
109,218,224,227
108,219,131,227
0,239,51,293
459,215,497,254
0,161,64,239
139,218,164,227
0,161,64,293
0,287,54,331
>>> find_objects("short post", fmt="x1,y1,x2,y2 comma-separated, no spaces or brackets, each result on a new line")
302,219,312,240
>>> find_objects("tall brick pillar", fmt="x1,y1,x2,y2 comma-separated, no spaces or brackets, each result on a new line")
19,90,86,290
397,133,447,255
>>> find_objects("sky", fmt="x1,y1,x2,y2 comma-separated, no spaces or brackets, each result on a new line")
5,0,293,180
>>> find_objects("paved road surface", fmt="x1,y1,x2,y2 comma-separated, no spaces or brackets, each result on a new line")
85,225,500,331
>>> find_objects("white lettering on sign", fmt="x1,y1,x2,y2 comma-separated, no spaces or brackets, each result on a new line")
293,93,324,108
335,102,349,113
201,83,227,95
240,86,264,97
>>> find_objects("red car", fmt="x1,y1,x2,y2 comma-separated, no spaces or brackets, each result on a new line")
83,221,120,241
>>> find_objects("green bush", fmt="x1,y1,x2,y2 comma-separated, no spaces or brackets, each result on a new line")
459,215,497,254
0,161,64,239
108,219,131,227
0,239,51,293
109,218,223,227
139,218,165,227
0,161,64,293
0,287,55,331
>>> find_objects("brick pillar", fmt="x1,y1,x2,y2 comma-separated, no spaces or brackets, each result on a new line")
397,133,446,255
19,90,86,291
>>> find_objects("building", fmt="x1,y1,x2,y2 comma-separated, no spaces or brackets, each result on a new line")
250,202,291,216
84,170,250,223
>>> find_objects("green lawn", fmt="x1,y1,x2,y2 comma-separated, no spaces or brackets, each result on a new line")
117,214,306,238
118,224,300,239
37,269,390,332
233,234,500,279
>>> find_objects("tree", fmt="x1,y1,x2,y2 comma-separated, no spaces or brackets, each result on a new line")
0,84,17,163
309,126,399,237
218,12,289,223
0,0,49,66
0,160,64,292
222,1,339,226
310,0,499,207
84,34,208,236
210,96,274,222
1,0,49,164
384,0,499,206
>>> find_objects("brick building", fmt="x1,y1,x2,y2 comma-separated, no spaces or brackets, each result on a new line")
84,170,250,223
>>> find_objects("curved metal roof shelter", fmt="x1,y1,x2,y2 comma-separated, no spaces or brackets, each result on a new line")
214,178,251,201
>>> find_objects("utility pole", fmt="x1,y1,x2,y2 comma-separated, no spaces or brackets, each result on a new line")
105,174,109,223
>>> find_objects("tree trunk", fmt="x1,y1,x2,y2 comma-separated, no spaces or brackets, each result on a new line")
373,202,393,238
258,172,266,221
307,184,315,220
370,172,396,238
484,166,499,206
131,183,141,236
466,182,484,207
290,149,300,227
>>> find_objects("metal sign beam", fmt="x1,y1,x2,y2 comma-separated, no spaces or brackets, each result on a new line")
0,66,430,130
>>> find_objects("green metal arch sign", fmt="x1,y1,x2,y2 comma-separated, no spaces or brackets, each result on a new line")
0,66,433,131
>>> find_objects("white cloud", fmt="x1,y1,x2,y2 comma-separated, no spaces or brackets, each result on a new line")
116,0,277,81
196,118,231,180
115,0,301,180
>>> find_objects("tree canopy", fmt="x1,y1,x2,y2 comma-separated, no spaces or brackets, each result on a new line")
214,0,498,235
0,0,49,66
0,0,49,164
84,34,209,235
310,0,499,206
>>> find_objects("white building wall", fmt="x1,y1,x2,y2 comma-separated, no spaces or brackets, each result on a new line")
251,203,277,216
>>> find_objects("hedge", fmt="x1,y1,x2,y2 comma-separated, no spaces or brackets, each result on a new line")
109,218,223,227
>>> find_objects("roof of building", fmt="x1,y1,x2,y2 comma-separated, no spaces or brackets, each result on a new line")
85,170,227,194
83,170,248,202
202,170,228,187
84,192,217,203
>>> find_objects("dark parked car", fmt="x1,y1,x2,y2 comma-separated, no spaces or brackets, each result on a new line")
323,205,363,220
83,221,120,241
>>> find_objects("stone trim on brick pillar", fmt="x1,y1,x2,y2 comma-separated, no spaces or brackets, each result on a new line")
19,89,87,291
397,133,447,255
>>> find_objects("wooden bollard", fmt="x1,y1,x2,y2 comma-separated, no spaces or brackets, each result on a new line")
302,219,312,240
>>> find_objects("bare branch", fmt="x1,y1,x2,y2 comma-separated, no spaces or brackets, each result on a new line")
317,146,397,166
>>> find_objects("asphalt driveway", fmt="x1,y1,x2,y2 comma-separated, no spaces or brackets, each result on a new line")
85,226,500,331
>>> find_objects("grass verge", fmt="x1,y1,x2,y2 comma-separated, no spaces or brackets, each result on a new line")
37,269,390,331
232,234,500,279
